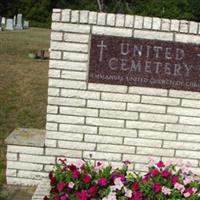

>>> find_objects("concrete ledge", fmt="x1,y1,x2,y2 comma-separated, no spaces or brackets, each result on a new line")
5,128,45,147
5,128,48,186
32,179,50,200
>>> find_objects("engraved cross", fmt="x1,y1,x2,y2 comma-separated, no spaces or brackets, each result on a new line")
97,40,107,62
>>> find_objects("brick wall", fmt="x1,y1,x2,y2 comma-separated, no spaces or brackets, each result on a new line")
46,9,200,174
6,145,48,185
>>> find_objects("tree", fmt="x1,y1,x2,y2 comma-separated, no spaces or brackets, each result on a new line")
189,0,200,21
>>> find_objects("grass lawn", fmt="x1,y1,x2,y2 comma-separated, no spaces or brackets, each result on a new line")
0,28,50,187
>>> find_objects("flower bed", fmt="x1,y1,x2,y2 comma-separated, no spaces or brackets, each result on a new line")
44,159,200,200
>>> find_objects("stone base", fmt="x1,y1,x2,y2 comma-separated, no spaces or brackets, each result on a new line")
15,25,23,30
5,27,14,31
31,179,50,200
0,184,36,200
5,128,49,186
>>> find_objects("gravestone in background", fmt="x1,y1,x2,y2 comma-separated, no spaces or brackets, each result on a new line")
1,17,6,26
24,21,29,29
13,15,17,27
0,16,2,31
15,13,23,30
5,19,14,30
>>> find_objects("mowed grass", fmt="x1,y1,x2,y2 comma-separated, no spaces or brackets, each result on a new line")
0,28,50,186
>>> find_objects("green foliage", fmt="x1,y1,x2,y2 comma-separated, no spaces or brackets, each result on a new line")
0,161,5,187
46,159,200,200
132,0,194,20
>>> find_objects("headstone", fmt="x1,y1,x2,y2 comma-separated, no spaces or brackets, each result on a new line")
24,20,29,29
15,13,23,30
13,15,17,27
1,17,6,25
0,16,2,31
5,18,14,30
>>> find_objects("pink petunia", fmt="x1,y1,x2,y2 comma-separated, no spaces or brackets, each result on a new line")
114,177,124,190
162,186,171,195
184,192,191,198
102,192,117,200
165,160,173,167
174,183,185,193
68,182,74,189
74,160,85,168
60,194,68,200
95,161,104,171
124,187,132,198
183,176,193,185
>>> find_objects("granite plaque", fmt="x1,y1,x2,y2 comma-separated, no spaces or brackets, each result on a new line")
89,35,200,92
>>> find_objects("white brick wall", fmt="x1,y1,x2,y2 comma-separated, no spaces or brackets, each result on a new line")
134,30,173,41
7,145,43,155
6,143,46,186
44,9,200,177
8,5,200,184
92,26,132,37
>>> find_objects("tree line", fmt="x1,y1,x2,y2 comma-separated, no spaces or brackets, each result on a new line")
0,0,200,27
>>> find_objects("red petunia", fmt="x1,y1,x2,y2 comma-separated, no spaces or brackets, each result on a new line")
88,185,97,197
54,196,59,200
69,164,77,171
50,188,56,194
72,169,80,179
171,175,179,185
153,183,161,193
131,191,143,200
76,191,88,200
156,161,165,168
151,169,159,177
161,170,170,178
57,182,66,192
83,175,92,184
132,182,140,191
50,177,56,186
49,171,53,179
